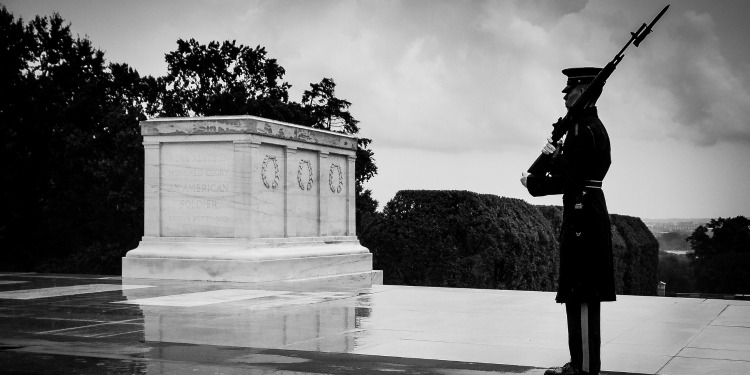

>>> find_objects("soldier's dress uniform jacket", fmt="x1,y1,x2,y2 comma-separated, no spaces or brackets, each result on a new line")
526,106,616,303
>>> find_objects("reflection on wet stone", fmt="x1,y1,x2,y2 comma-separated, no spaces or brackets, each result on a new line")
122,287,360,352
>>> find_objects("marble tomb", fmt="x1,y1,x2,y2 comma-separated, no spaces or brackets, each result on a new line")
122,115,381,285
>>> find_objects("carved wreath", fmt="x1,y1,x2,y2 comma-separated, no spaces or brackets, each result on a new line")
329,164,343,193
297,160,314,191
261,155,279,189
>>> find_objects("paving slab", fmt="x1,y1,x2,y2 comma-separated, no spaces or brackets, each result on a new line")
1,272,749,374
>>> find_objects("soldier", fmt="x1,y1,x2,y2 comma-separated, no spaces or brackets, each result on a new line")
520,67,616,375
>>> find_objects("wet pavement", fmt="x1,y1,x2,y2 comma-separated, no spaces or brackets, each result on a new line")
1,272,748,374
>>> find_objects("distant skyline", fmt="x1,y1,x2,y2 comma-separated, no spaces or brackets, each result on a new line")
4,0,750,219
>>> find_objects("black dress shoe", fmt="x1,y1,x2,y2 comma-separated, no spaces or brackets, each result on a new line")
544,362,588,375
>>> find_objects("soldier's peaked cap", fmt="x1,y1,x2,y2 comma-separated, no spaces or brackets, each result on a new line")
562,67,601,93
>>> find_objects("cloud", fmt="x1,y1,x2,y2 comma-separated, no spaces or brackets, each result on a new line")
226,1,671,153
117,0,750,150
345,1,570,153
641,9,750,146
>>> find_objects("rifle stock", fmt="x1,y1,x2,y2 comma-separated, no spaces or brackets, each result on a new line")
528,152,553,176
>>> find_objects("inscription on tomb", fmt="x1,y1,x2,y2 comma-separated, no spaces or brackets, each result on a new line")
160,143,234,237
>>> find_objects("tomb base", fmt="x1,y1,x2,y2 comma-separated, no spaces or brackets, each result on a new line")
123,236,380,285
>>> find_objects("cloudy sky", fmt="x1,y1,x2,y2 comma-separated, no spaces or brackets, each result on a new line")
5,0,750,220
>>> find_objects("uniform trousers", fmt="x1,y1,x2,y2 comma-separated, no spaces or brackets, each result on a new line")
566,302,601,374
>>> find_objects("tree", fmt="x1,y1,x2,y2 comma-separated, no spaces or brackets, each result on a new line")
302,77,357,133
160,39,294,118
0,8,156,272
300,78,378,226
687,216,750,294
159,39,378,226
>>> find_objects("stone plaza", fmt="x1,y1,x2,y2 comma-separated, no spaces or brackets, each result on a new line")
1,272,750,374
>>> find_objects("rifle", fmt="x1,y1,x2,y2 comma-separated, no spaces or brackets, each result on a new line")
527,4,669,176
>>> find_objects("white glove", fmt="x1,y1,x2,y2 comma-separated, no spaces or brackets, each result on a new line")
520,172,529,188
542,138,557,155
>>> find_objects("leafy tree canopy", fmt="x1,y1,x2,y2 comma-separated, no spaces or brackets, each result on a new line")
1,7,157,271
160,39,291,118
687,216,750,293
688,216,750,261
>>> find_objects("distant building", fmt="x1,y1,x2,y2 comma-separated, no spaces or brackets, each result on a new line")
644,220,706,234
664,250,692,255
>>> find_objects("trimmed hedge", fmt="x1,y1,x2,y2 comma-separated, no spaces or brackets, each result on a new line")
360,190,559,290
610,214,659,295
359,190,658,295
